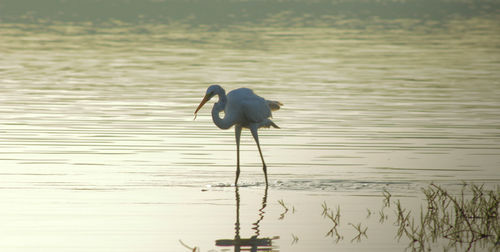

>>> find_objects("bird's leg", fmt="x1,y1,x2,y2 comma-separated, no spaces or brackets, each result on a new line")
250,126,268,185
235,125,242,186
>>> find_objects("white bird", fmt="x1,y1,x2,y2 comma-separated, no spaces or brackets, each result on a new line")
194,85,282,186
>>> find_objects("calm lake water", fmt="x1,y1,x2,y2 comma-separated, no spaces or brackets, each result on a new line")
1,0,499,251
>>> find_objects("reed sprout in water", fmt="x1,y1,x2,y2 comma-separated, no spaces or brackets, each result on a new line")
291,233,299,245
383,188,392,208
348,222,368,242
179,240,199,252
322,202,343,242
278,199,290,220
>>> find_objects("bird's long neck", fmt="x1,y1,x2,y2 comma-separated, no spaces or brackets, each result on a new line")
212,90,233,130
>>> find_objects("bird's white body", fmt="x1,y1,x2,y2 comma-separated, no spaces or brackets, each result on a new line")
194,85,281,185
214,87,278,130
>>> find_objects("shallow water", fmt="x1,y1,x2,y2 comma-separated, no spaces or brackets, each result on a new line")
1,0,499,251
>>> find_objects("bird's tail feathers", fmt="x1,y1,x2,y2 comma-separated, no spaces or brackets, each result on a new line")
259,119,280,129
267,100,283,111
270,121,280,129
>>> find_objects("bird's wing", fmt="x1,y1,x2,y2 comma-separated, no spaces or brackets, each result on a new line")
240,96,272,123
227,88,277,124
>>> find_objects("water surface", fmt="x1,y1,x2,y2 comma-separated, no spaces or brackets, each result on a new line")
0,0,499,251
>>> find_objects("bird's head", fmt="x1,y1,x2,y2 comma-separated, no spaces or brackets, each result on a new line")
194,85,223,119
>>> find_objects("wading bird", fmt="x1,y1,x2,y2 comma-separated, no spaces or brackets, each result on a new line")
194,85,282,186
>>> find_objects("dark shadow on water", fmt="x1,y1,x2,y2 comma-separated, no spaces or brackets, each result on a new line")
216,185,279,252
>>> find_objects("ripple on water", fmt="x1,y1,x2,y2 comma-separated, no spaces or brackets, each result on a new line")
0,17,499,191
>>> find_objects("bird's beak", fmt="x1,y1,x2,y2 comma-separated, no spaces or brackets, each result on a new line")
193,94,210,120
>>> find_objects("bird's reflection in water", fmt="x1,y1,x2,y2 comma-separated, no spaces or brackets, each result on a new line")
216,186,279,252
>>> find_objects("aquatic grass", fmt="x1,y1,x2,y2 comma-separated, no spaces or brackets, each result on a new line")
321,202,341,227
378,188,392,224
366,208,372,218
348,222,368,242
278,199,290,220
321,201,329,217
291,233,299,245
179,240,199,252
322,202,343,242
390,183,499,251
379,207,388,223
394,199,413,243
383,188,392,208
